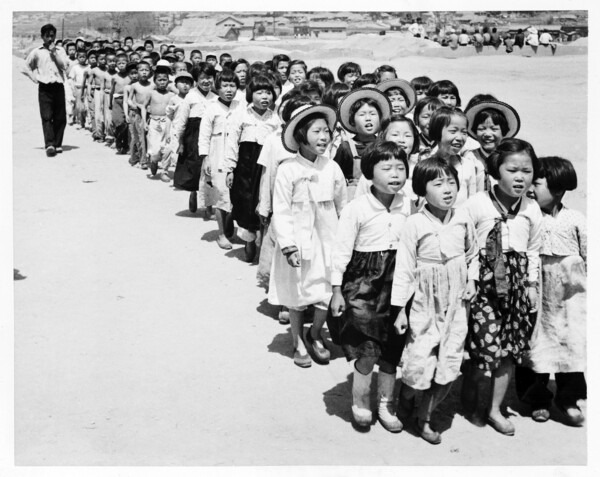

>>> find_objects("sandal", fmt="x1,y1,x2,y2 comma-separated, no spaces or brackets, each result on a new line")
531,408,550,423
486,413,515,436
306,327,330,364
416,418,441,445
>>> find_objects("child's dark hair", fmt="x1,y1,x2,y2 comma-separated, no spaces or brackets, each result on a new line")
427,80,462,107
281,95,314,123
428,106,467,142
144,39,154,47
190,49,202,57
337,62,362,81
272,54,290,70
487,138,540,181
191,62,216,81
414,96,445,122
374,64,397,82
361,141,408,180
124,36,133,43
412,157,460,197
136,60,150,70
231,58,249,76
41,24,57,36
472,107,510,137
465,93,497,111
246,74,277,103
380,116,421,155
411,76,433,92
154,67,170,79
293,111,331,148
215,68,240,89
115,53,128,63
87,49,98,59
307,66,335,92
266,71,282,93
219,52,232,61
322,82,350,107
125,62,138,73
287,59,307,76
205,54,217,61
149,51,160,64
349,98,382,127
250,61,268,78
537,156,578,193
173,47,184,55
297,80,322,99
352,73,378,90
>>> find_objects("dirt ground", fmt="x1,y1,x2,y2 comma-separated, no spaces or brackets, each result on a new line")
10,37,591,473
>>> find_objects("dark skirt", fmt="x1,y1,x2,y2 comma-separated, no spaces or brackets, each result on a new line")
229,141,264,232
467,250,535,371
174,117,202,192
327,250,405,366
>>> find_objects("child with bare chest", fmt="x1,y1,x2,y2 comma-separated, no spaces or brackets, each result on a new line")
127,61,154,169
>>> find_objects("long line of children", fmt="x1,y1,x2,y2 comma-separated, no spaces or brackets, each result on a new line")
60,38,587,445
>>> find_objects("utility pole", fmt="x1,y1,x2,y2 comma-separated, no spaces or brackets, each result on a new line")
62,17,65,39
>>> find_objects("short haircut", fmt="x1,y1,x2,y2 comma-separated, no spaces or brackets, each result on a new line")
266,71,282,92
297,80,322,98
385,87,409,107
115,53,128,63
272,54,290,69
352,73,378,90
349,98,382,127
537,156,578,192
124,36,133,43
427,80,462,107
337,62,362,81
144,39,154,47
412,157,460,197
191,62,216,81
205,54,217,61
287,59,307,76
472,108,509,137
149,51,160,63
231,58,249,75
136,60,151,70
293,112,331,148
219,52,232,61
96,48,107,56
76,49,87,56
174,47,184,54
41,24,57,36
280,95,314,123
414,96,445,122
379,116,421,155
154,68,170,80
307,66,335,92
215,68,240,89
410,75,433,92
464,93,497,111
246,74,277,103
321,82,350,108
134,46,145,53
250,61,268,78
65,41,76,50
190,49,202,57
361,141,408,180
374,64,397,82
428,106,468,142
125,62,138,73
487,138,540,181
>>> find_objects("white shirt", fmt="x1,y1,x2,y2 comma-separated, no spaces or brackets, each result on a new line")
198,98,241,159
25,45,69,84
460,189,542,282
391,207,479,307
331,188,413,286
223,105,281,172
171,88,217,143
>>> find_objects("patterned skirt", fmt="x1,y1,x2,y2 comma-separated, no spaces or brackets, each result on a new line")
327,250,405,365
467,250,535,371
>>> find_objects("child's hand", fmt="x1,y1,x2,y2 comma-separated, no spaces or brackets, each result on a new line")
201,156,210,176
527,286,538,312
462,280,477,302
286,251,300,268
330,288,345,317
394,309,408,335
226,172,234,189
259,214,270,227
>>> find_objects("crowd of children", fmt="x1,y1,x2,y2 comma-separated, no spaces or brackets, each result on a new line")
38,33,587,445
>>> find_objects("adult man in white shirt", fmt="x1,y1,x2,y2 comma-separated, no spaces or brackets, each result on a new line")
22,24,69,157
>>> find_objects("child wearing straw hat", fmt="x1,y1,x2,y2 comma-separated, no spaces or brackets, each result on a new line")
464,99,521,192
333,88,392,200
376,79,417,118
268,104,347,368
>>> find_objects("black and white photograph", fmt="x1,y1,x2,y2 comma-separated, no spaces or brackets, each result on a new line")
4,2,596,474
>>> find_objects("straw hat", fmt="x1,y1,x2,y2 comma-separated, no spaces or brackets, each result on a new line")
465,100,521,139
174,71,194,83
376,79,417,114
156,59,171,67
282,104,338,153
337,87,392,134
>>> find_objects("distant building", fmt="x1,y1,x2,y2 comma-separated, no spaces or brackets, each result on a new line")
308,21,347,39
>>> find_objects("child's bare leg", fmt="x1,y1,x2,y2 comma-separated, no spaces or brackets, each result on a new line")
416,382,452,444
489,357,514,419
307,307,331,363
215,209,232,249
288,309,306,353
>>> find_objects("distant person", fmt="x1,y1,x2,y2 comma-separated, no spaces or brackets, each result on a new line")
448,29,459,48
458,29,470,46
482,26,491,45
22,23,69,156
144,39,154,53
490,27,502,47
526,26,540,46
539,31,553,45
514,29,525,47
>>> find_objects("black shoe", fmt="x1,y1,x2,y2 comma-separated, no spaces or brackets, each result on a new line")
45,146,56,157
189,192,198,213
150,161,158,176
